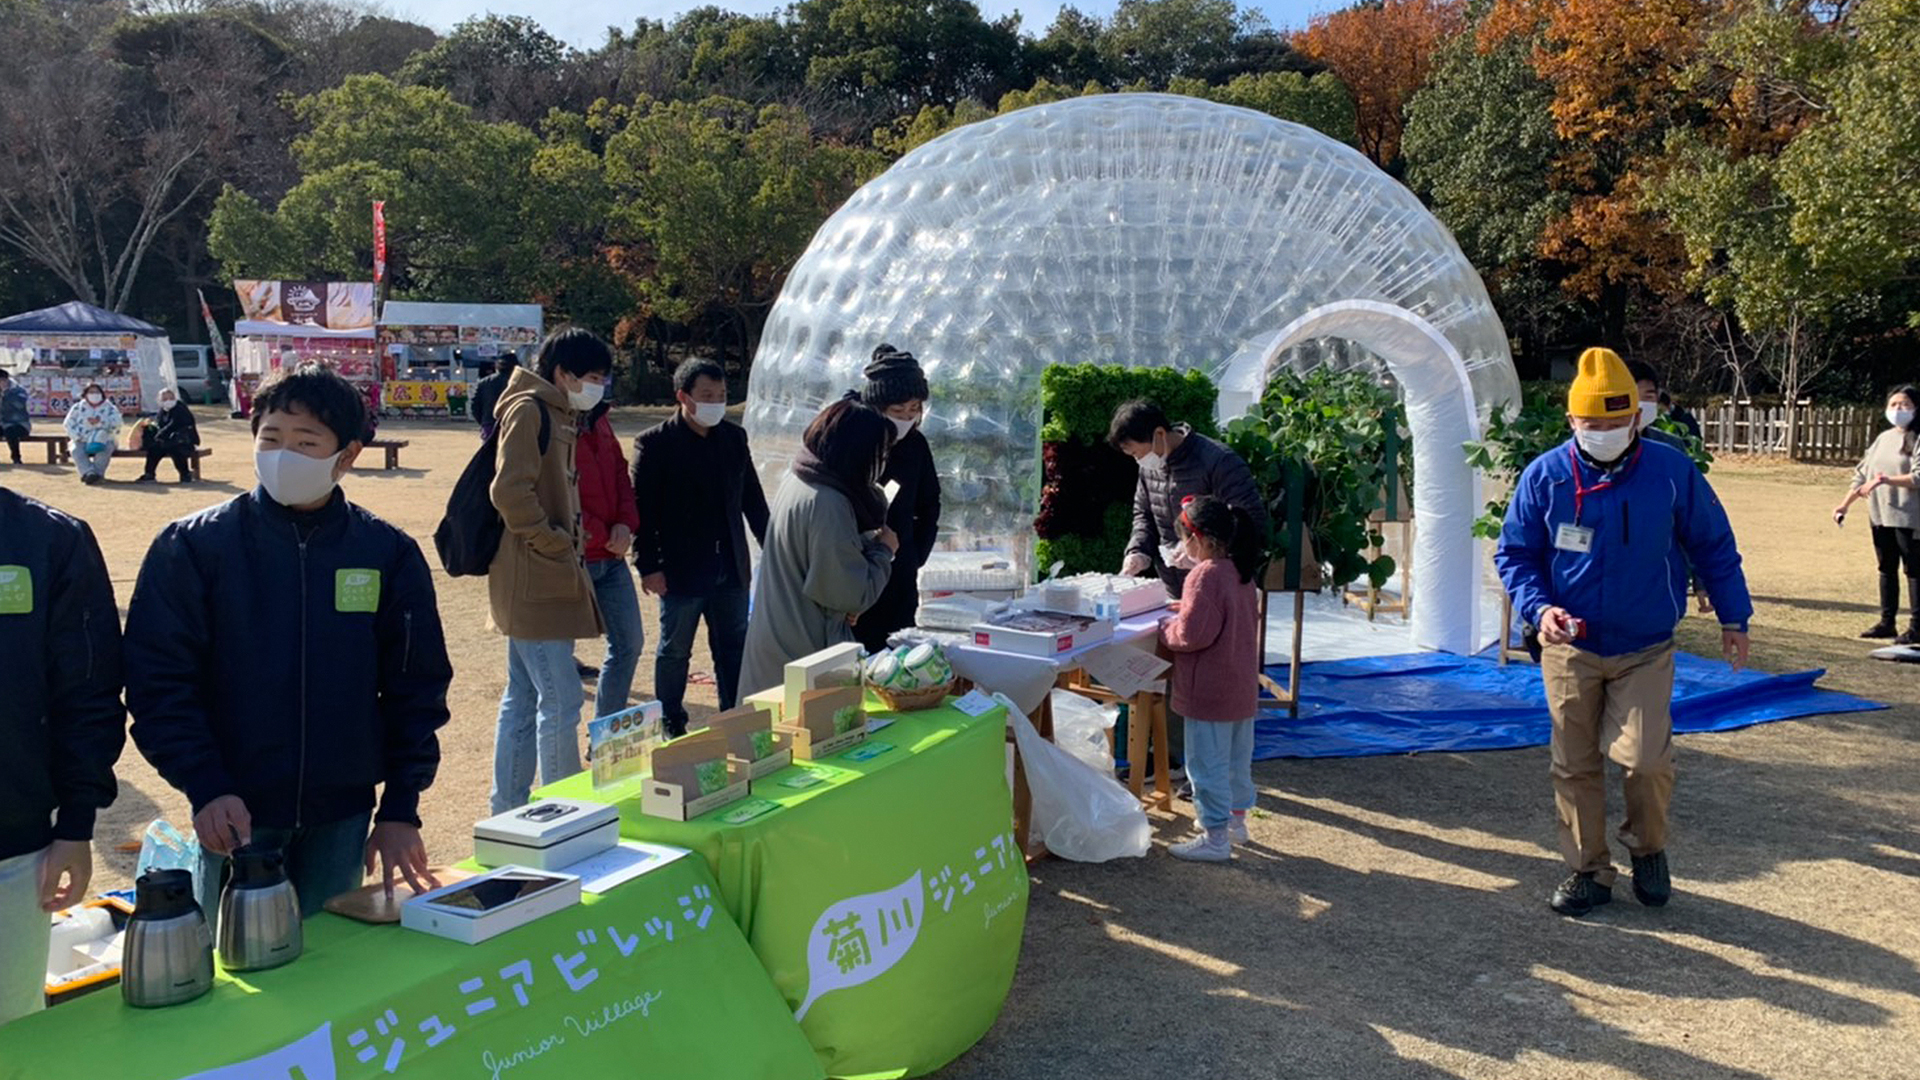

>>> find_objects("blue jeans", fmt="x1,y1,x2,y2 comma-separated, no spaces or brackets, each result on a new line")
491,638,585,814
196,811,372,927
73,443,113,479
656,584,749,734
588,559,644,720
1184,719,1256,829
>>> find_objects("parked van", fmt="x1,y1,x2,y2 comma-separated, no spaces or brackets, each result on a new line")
169,345,223,404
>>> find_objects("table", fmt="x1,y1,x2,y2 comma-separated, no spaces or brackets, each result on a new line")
538,697,1028,1080
910,613,1175,847
0,855,823,1080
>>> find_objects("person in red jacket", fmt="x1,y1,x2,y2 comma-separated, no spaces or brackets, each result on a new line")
577,399,644,719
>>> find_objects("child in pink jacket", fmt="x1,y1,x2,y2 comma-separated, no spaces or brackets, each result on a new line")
1158,495,1263,861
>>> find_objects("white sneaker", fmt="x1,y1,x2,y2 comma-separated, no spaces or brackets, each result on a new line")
1229,815,1249,845
1170,828,1232,862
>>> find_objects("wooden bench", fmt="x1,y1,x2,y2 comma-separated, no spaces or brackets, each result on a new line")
362,439,409,470
115,446,212,481
18,434,65,465
25,436,211,480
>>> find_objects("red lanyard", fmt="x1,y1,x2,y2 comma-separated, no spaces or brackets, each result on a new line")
1569,441,1640,524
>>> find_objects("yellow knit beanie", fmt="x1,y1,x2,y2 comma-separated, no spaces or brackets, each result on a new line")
1567,347,1637,419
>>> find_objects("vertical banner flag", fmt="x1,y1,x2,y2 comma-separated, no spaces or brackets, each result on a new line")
196,288,230,372
372,200,388,291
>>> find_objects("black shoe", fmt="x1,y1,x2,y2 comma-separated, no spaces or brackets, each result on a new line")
80,473,100,485
1631,850,1671,907
575,660,599,679
134,474,156,484
1549,872,1613,917
1862,621,1897,640
1897,626,1920,647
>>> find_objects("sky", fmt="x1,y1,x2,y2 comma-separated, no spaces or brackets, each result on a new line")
392,0,1342,50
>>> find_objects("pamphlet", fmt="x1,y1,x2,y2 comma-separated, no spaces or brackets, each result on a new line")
841,741,895,763
1078,641,1172,699
715,798,781,825
952,689,999,717
559,841,689,894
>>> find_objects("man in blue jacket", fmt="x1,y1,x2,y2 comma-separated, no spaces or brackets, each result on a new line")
127,363,453,921
0,489,124,1026
1496,347,1754,918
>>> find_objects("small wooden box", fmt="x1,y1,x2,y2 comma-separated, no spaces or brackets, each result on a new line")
774,685,868,761
640,730,751,821
706,705,795,781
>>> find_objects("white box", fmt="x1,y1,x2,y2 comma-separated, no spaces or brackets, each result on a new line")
474,799,620,870
783,642,864,718
969,610,1115,657
401,867,582,944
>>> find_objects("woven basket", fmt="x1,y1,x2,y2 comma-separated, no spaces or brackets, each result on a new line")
870,679,954,713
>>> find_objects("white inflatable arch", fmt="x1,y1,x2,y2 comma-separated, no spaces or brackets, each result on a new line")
1218,300,1486,654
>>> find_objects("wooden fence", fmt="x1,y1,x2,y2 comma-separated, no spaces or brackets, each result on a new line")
1699,403,1881,463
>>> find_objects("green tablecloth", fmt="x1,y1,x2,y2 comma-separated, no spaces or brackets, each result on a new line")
0,855,822,1080
539,698,1028,1080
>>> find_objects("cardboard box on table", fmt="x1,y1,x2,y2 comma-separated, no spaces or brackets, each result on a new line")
744,686,787,723
783,642,864,718
774,685,868,760
705,704,793,781
969,609,1115,657
641,730,751,821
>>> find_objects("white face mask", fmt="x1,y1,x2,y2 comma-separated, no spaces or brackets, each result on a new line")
1638,401,1659,429
566,379,605,412
159,397,177,410
1137,451,1164,472
86,393,104,405
256,448,342,507
1888,406,1914,429
1574,426,1635,463
691,401,727,428
891,416,915,440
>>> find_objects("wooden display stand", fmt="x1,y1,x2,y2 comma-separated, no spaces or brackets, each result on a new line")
1056,671,1172,813
1344,439,1413,621
1259,463,1319,719
1497,592,1534,666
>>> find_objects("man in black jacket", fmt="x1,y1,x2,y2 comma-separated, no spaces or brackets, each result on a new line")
126,363,453,921
0,488,124,1026
469,355,518,441
632,357,770,736
856,345,941,651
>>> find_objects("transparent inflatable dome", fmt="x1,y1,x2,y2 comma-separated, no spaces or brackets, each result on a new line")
746,92,1518,578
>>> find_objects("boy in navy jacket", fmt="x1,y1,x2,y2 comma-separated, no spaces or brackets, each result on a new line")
1496,348,1753,919
127,363,453,919
0,489,124,1026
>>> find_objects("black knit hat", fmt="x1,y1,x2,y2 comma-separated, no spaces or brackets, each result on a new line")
863,344,929,408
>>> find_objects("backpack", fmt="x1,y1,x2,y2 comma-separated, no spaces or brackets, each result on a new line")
434,399,549,576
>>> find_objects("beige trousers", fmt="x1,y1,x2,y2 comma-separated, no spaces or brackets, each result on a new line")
1542,640,1676,886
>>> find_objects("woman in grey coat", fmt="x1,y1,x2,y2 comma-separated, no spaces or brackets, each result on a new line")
740,395,899,694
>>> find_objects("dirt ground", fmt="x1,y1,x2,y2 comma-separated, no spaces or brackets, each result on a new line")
5,413,1917,1080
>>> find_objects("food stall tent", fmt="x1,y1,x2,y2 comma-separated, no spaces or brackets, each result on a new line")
0,301,177,415
376,301,543,417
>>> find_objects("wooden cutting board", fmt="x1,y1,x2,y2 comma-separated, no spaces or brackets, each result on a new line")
323,867,474,924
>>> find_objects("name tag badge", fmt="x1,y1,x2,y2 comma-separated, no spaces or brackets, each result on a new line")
1554,524,1595,554
0,565,31,615
336,568,381,613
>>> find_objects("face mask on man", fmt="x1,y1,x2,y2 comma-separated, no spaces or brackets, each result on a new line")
1638,401,1659,430
1575,425,1635,463
1137,451,1163,472
566,379,605,412
1888,406,1915,430
692,401,727,428
255,448,341,507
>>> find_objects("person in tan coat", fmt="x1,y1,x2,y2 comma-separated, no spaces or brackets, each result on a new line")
487,328,610,813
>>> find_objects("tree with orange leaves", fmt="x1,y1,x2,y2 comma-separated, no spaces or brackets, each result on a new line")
1292,0,1467,168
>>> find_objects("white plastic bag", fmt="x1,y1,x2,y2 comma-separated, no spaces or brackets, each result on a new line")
1005,697,1149,862
1049,689,1118,774
137,819,202,895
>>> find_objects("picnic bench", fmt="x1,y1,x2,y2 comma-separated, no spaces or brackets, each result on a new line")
23,435,212,480
362,438,409,470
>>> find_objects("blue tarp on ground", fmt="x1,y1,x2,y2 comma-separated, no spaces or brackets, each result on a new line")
1254,650,1884,760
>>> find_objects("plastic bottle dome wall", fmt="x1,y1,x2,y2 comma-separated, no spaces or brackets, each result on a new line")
746,93,1520,652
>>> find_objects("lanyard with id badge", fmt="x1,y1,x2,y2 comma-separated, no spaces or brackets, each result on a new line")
1558,442,1640,555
